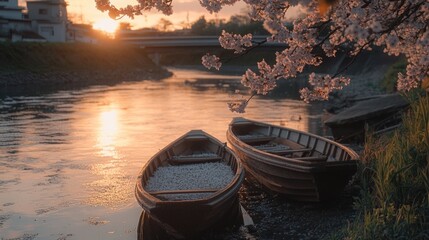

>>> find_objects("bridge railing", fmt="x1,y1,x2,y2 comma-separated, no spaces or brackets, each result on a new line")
118,35,287,48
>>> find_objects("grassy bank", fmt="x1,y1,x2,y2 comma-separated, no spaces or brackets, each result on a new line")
0,43,171,93
0,42,159,72
333,94,429,239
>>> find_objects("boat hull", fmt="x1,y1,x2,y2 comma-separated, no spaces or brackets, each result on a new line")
137,197,243,240
227,118,359,202
135,130,245,238
136,178,243,238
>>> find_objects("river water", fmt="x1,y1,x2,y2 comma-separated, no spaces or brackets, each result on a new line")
0,67,329,240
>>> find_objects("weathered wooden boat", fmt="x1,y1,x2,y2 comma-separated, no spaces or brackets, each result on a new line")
135,130,244,239
227,118,359,202
325,94,409,142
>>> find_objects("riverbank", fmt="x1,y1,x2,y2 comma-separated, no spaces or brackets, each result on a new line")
0,43,171,95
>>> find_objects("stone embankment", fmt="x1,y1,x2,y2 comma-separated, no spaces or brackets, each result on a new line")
0,69,171,88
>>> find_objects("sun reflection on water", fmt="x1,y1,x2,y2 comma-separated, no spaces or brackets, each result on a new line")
96,107,120,159
85,161,134,208
85,105,135,208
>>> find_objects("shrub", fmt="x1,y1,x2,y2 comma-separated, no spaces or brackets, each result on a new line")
344,94,429,239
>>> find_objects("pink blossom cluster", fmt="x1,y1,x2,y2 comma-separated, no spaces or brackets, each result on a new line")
241,60,277,95
201,53,222,70
199,0,239,14
96,0,429,113
227,99,248,113
219,30,253,53
95,0,173,18
299,73,350,102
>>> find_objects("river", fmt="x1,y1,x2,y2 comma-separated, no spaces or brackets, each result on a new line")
0,67,333,240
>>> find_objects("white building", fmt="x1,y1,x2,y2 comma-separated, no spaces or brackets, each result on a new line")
0,0,44,41
1,0,96,43
0,0,24,20
27,0,67,42
66,23,98,43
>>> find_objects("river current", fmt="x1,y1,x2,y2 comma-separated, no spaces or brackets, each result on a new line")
0,67,328,239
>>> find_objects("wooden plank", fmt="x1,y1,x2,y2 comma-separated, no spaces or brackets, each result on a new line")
169,156,222,164
263,148,313,155
294,156,327,161
240,136,276,143
149,189,219,195
254,145,290,151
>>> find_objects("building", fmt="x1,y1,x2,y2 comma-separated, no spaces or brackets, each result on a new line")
27,0,67,42
0,0,24,20
1,0,99,43
0,0,68,42
66,23,98,43
0,0,35,41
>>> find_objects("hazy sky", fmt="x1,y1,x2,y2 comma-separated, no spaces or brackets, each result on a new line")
20,1,304,30
69,0,248,29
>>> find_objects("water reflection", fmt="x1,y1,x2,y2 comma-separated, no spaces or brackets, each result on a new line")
0,67,326,240
97,107,120,159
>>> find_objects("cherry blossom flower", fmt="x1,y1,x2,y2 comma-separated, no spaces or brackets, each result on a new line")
219,30,253,53
300,73,350,102
227,99,248,113
96,0,429,113
201,54,221,70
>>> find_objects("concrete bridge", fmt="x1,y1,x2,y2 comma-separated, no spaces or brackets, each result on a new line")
119,35,287,48
118,35,287,66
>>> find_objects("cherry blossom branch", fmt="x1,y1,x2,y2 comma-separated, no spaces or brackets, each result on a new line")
228,92,256,113
224,39,268,64
93,0,429,112
332,41,371,78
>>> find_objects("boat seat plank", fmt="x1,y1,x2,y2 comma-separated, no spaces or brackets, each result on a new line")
185,136,209,141
169,156,222,164
269,148,313,155
293,156,328,161
254,144,290,151
239,135,276,143
258,147,313,155
149,189,219,195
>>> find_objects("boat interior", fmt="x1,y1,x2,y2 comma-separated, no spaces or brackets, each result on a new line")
143,134,239,200
168,137,226,165
231,122,352,163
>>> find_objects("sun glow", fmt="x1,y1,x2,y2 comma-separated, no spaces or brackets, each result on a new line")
92,18,119,34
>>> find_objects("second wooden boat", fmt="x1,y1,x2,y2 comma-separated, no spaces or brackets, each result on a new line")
227,118,359,202
135,130,244,239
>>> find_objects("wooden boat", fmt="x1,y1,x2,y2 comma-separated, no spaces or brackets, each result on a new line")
135,130,244,239
325,94,408,142
227,118,359,202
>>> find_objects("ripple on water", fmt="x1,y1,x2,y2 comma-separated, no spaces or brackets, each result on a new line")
0,68,329,239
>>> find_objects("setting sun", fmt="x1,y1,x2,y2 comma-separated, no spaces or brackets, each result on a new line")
92,18,119,34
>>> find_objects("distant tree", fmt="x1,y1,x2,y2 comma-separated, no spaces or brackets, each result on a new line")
190,16,208,35
222,15,268,35
118,22,132,31
156,18,174,32
190,15,266,36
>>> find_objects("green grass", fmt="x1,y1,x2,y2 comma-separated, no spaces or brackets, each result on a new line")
381,58,407,92
340,94,429,239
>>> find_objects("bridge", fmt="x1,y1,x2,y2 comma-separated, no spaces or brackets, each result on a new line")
117,35,287,66
118,35,287,48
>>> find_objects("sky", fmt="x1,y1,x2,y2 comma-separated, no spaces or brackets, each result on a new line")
20,1,305,32
68,0,251,30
